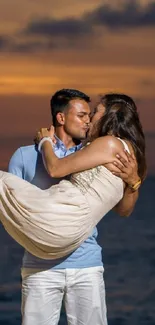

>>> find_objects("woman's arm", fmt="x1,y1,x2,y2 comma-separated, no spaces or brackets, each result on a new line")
40,135,128,178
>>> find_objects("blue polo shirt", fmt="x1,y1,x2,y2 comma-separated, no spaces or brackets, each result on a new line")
8,138,103,269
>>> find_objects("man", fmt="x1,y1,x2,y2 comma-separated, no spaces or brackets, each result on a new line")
8,89,140,325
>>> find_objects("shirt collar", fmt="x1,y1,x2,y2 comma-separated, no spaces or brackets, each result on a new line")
54,135,82,152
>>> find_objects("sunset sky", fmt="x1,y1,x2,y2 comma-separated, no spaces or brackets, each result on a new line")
0,0,154,174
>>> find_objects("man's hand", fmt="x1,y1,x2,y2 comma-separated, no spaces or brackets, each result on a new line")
111,151,140,217
112,150,140,186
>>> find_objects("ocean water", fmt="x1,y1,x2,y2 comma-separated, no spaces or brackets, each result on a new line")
0,176,155,325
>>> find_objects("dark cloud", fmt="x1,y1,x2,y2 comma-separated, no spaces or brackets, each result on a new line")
0,35,57,54
1,2,155,54
25,17,92,38
1,17,93,53
23,1,155,41
11,41,50,53
87,1,155,29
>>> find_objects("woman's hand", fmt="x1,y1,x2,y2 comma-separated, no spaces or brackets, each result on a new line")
34,126,55,144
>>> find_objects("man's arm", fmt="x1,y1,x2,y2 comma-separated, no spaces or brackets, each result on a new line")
114,187,138,217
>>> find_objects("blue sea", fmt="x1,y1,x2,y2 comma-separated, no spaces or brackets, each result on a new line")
0,176,155,325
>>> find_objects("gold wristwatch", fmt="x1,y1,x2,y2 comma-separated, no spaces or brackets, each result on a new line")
128,179,141,192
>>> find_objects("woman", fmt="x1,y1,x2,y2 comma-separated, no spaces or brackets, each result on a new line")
0,97,146,259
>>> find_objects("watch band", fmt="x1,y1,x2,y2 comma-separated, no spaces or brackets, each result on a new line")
128,179,141,191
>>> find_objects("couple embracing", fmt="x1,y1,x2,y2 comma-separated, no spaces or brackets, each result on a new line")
0,89,146,325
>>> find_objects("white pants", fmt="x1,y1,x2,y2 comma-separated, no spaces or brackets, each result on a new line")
21,266,108,325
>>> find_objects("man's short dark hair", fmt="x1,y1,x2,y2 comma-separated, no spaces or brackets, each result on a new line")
50,89,90,126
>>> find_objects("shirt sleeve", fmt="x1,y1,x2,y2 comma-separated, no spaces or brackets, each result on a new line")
8,148,24,179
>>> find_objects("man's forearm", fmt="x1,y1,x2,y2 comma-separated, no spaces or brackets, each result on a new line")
113,187,139,217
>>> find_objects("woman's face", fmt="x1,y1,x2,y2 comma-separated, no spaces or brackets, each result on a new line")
91,103,106,124
88,103,106,138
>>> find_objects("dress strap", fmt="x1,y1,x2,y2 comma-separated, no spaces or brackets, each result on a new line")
117,138,130,153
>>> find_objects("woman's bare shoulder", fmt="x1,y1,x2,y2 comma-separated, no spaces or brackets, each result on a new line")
88,136,125,151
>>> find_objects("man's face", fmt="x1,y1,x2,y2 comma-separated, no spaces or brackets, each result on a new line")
63,99,91,140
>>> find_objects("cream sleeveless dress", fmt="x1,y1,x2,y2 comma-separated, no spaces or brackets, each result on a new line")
0,139,129,259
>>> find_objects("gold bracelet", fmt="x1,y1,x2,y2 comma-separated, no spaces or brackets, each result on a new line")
128,179,141,191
